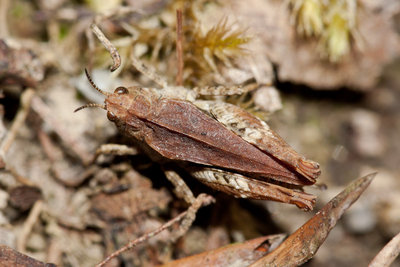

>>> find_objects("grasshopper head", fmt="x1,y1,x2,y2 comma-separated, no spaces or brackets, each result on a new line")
105,85,153,123
75,69,154,127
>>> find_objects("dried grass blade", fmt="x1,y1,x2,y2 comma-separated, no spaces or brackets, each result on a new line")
369,231,400,267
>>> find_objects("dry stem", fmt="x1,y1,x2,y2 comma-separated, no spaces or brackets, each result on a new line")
369,231,400,267
176,9,184,86
16,200,44,253
0,89,35,165
0,0,9,38
91,24,121,72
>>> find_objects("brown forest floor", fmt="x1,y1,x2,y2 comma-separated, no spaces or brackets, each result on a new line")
1,0,400,266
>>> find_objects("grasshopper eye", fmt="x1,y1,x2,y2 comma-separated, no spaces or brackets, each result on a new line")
114,86,128,95
107,111,116,121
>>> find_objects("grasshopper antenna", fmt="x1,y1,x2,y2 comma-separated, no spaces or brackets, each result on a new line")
85,68,111,96
74,103,106,113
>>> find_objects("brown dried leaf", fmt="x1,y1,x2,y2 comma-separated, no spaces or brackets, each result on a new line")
9,186,42,211
249,172,376,267
161,234,286,267
0,245,54,267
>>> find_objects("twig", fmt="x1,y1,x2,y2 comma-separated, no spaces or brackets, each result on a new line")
95,144,138,158
369,231,400,267
97,211,188,267
0,89,35,165
16,200,44,253
46,238,62,265
91,24,121,72
96,194,214,267
37,128,63,163
85,25,96,72
170,193,214,242
0,88,37,185
7,166,36,187
175,9,184,86
31,96,93,165
0,0,9,38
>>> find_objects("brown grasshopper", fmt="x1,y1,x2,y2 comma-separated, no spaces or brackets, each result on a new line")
76,55,321,211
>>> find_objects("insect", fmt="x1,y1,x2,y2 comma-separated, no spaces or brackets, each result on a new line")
75,56,321,211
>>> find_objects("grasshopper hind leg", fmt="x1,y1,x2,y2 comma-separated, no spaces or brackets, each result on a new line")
190,167,316,211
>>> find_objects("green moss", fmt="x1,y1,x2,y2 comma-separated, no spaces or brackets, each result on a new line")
291,0,357,62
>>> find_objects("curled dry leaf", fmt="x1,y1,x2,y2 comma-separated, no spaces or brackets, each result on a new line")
160,234,286,267
250,172,376,267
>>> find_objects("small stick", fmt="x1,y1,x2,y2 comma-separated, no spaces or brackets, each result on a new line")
96,194,214,267
7,165,36,187
37,128,63,163
0,89,35,164
95,144,138,158
16,200,43,253
0,0,9,38
91,23,121,72
85,26,96,72
175,9,184,86
97,210,187,267
170,194,215,242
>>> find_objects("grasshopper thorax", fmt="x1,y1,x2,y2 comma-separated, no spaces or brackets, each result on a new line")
105,86,154,122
